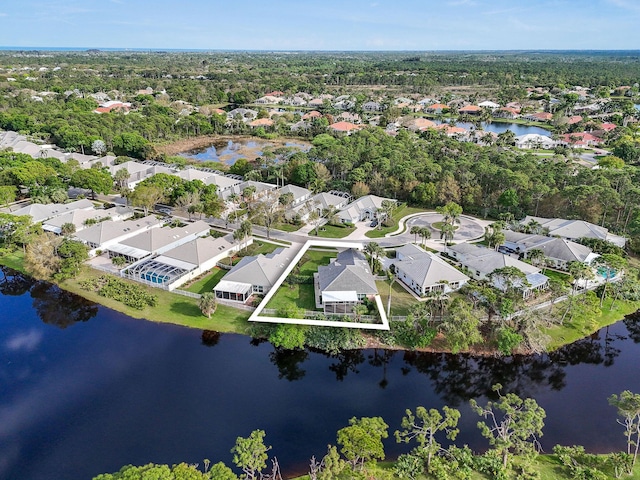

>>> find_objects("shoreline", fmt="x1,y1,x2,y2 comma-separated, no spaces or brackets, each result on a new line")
2,254,638,357
154,134,312,157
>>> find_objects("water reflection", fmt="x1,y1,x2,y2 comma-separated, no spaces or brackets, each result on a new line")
0,268,35,296
269,348,308,381
201,330,222,347
30,281,98,329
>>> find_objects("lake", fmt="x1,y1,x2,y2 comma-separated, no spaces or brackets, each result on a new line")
438,120,552,137
180,138,311,165
2,269,640,479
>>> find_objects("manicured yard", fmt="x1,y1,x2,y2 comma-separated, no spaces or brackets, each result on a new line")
60,267,252,332
185,267,227,294
297,249,335,275
273,222,301,232
366,205,428,238
544,268,572,285
264,283,317,312
262,249,335,313
376,279,418,316
308,223,355,238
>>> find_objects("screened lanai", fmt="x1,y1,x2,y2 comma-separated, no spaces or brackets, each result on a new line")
122,256,195,288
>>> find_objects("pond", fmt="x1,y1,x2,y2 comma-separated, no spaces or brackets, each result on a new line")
439,120,552,137
180,138,311,165
2,269,640,479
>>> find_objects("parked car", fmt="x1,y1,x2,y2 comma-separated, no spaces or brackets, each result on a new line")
370,219,378,227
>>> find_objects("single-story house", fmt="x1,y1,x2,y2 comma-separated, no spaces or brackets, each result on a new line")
503,230,599,270
6,199,95,223
214,247,293,302
337,195,397,224
121,233,242,290
277,184,312,207
519,215,626,247
363,101,383,112
458,105,482,115
478,101,500,109
314,249,378,314
522,112,553,122
393,244,469,297
42,205,134,234
107,220,211,263
448,243,549,298
514,134,556,150
74,215,163,255
329,121,362,134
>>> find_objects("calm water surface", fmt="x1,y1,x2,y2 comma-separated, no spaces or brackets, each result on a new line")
2,269,640,479
181,139,310,165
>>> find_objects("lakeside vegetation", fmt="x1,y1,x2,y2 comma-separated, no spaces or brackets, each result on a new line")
94,386,640,480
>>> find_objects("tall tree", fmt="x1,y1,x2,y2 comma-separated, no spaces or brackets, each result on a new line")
337,416,389,471
470,384,546,468
395,406,460,473
609,391,640,471
231,430,271,480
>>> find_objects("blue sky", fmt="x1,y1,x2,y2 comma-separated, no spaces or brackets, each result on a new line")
0,0,638,50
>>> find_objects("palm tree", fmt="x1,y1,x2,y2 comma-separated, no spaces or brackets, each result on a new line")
440,223,456,252
363,242,384,273
485,224,505,251
386,268,396,317
410,225,421,243
527,248,546,272
419,227,432,246
594,254,627,307
199,292,218,318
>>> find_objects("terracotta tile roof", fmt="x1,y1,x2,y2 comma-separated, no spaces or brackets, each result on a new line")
427,103,449,110
249,118,274,127
459,105,482,113
329,121,362,132
302,110,322,120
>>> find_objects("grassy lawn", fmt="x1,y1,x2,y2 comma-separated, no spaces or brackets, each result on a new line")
545,297,640,351
544,268,572,285
59,267,252,333
308,223,355,239
298,249,334,275
247,240,282,256
264,283,317,312
432,221,459,231
263,249,334,313
366,205,428,238
0,249,27,273
376,279,418,316
184,267,227,294
273,222,301,232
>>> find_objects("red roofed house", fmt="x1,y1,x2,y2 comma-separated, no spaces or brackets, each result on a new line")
248,118,274,128
559,132,601,147
302,110,322,121
329,121,363,134
265,91,285,97
567,115,583,125
426,103,449,113
458,105,482,115
93,101,131,114
523,112,553,122
599,123,617,132
495,107,520,119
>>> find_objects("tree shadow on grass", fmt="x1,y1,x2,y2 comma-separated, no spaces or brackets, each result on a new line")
170,300,201,317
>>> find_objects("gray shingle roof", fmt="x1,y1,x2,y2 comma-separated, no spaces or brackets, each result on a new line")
317,249,378,295
223,247,292,287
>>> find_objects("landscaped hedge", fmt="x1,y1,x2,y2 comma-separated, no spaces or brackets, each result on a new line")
79,275,158,310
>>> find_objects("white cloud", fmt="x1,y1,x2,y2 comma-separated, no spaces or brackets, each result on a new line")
5,330,43,353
